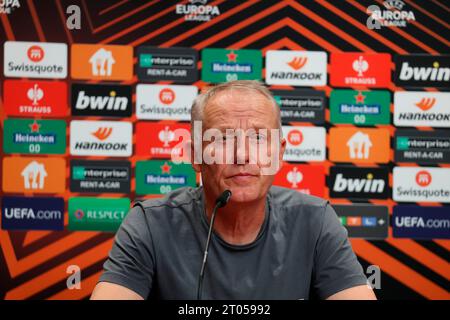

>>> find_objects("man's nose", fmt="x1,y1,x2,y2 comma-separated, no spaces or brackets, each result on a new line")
235,134,250,165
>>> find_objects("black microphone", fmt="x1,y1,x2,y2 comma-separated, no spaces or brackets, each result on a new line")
197,190,232,300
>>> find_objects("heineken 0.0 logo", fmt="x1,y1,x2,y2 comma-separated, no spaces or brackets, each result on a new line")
135,160,196,195
330,90,390,125
3,118,66,154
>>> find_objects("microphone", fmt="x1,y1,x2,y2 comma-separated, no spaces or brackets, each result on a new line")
197,190,232,300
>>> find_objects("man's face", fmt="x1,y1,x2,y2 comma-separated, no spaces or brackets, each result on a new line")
192,88,286,204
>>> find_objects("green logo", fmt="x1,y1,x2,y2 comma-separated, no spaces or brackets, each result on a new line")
3,119,66,154
274,95,282,106
136,160,197,195
72,166,86,180
140,54,153,67
201,48,262,83
68,197,130,232
396,137,410,150
330,90,390,125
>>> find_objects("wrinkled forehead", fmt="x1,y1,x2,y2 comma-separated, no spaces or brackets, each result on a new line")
203,88,279,129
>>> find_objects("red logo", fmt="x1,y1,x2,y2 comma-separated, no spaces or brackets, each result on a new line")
415,170,432,187
3,80,68,117
273,164,325,197
415,97,436,111
330,52,391,88
27,45,44,62
287,129,303,146
92,127,113,141
136,122,191,158
287,57,307,70
159,88,175,105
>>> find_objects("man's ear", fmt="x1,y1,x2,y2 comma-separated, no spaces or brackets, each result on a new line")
279,137,286,164
190,140,202,173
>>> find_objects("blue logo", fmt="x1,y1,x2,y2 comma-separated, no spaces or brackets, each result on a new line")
1,196,64,231
393,205,450,239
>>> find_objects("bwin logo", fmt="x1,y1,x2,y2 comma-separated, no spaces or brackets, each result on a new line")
75,90,129,111
333,173,385,193
399,61,450,82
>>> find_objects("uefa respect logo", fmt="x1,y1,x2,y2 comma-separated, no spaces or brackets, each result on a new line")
169,121,282,175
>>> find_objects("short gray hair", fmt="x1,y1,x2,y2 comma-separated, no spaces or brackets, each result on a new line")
190,80,282,135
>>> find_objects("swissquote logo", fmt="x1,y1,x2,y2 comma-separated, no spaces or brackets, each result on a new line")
3,80,68,117
394,91,450,128
394,55,450,88
282,126,326,162
393,167,450,203
329,166,389,199
71,84,132,117
4,41,67,78
265,50,327,86
330,52,391,88
70,120,132,157
136,84,197,120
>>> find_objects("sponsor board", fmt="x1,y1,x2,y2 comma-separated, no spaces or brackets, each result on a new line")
272,89,325,124
136,84,197,121
265,50,327,86
71,83,132,117
1,196,64,231
393,167,450,203
70,120,132,157
70,160,131,194
3,80,68,117
273,164,325,197
393,205,450,239
135,160,196,195
393,91,450,128
71,44,133,81
332,204,389,239
136,122,191,158
395,129,450,164
201,48,262,83
282,126,326,162
329,166,389,199
330,52,391,88
2,157,66,193
330,90,390,125
3,119,66,155
68,197,130,232
4,41,67,78
394,54,450,88
136,47,198,82
328,127,390,163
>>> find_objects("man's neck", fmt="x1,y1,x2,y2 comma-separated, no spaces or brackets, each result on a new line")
204,193,266,246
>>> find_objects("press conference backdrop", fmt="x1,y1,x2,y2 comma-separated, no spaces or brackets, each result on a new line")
0,0,449,300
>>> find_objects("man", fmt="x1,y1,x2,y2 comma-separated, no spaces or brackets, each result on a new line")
91,80,376,300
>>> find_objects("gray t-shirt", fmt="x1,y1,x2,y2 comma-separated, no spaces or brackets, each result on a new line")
99,186,368,300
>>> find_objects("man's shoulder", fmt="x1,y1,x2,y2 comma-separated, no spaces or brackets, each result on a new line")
134,187,200,212
269,185,328,209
